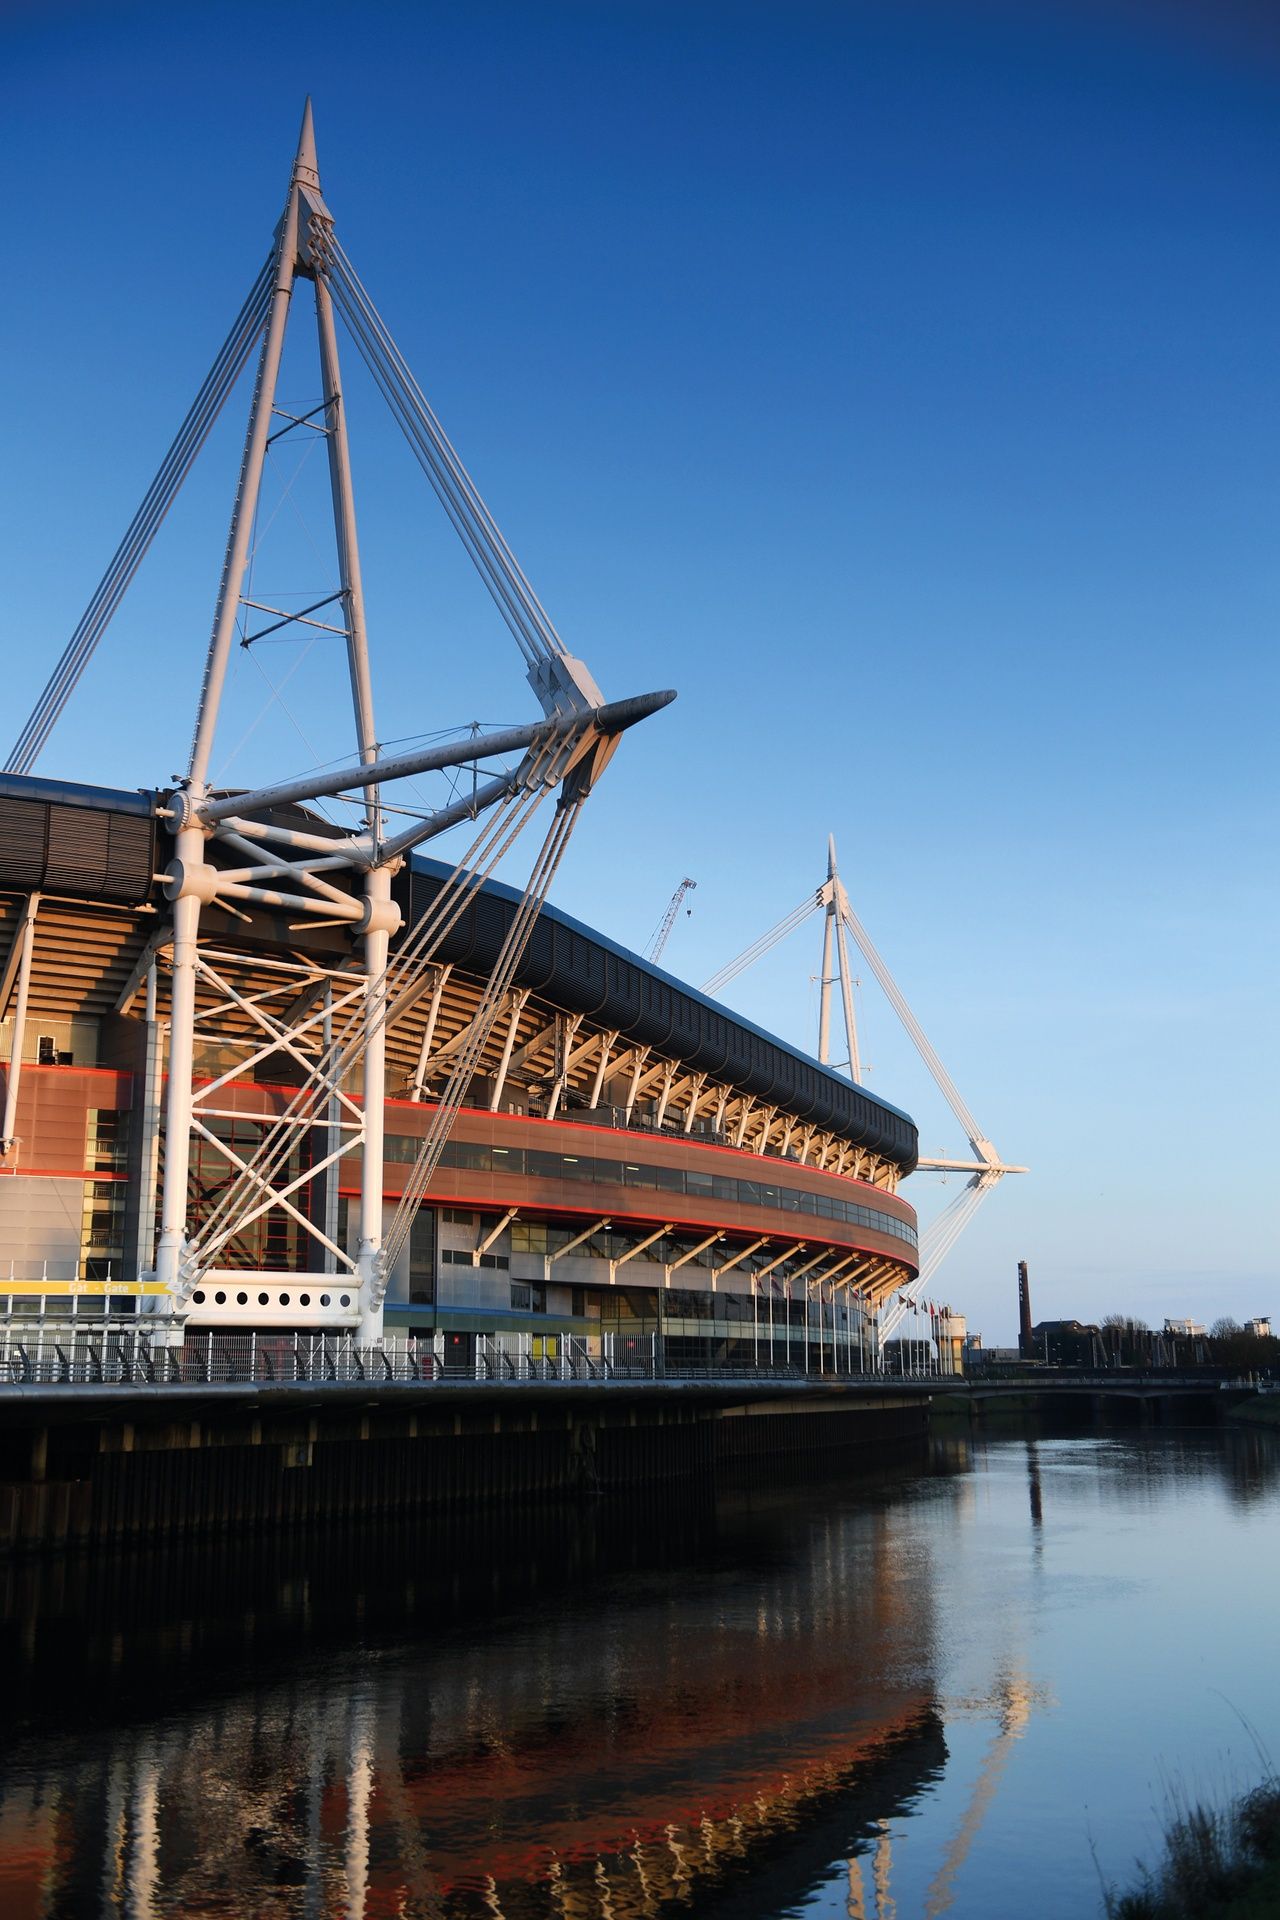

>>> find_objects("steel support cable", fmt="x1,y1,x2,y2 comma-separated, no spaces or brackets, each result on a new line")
380,728,576,1000
324,263,545,671
924,1178,985,1254
5,259,275,774
877,1179,993,1344
885,1196,987,1337
838,903,987,1152
920,1180,994,1280
13,258,271,767
701,892,822,998
382,797,585,1275
325,276,540,671
327,241,565,665
323,247,561,673
372,733,587,1159
385,791,583,1252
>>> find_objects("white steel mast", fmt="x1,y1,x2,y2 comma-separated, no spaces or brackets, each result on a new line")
704,835,1026,1333
16,103,673,1344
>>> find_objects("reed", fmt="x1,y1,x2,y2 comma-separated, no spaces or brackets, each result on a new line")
1105,1779,1280,1919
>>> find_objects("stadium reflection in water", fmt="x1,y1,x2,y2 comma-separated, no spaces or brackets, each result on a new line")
0,1444,950,1920
5,1428,1280,1919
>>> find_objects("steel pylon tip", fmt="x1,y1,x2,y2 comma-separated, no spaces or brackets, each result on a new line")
292,96,320,191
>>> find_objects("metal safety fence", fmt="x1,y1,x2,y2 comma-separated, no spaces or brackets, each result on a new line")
0,1327,915,1390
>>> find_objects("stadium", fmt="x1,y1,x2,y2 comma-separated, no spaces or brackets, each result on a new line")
0,105,928,1374
0,769,920,1370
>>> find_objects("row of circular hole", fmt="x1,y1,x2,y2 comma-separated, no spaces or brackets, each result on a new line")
190,1289,353,1309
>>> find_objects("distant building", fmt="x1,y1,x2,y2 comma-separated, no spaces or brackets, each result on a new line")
1030,1319,1105,1367
1246,1317,1272,1339
965,1342,1022,1368
1163,1317,1206,1339
935,1311,967,1376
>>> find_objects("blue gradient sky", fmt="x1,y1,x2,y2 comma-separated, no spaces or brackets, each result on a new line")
3,1,1276,1339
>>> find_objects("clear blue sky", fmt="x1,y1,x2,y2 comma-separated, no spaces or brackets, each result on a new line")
4,0,1277,1340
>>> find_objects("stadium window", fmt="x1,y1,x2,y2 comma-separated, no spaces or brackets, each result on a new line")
80,1179,125,1279
527,1149,566,1180
409,1207,435,1305
85,1108,128,1173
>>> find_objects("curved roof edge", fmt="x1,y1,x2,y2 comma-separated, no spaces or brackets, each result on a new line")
410,849,915,1125
0,775,918,1168
403,852,917,1168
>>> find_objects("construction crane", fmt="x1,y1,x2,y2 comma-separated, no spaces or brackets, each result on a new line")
647,877,696,962
703,835,1025,1338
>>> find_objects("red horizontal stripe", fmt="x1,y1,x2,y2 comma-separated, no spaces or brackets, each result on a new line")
0,1166,127,1181
333,1186,917,1274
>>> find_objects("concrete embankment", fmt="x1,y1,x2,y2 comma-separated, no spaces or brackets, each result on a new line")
0,1379,929,1551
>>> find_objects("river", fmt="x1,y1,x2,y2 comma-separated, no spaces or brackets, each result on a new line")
1,1422,1277,1918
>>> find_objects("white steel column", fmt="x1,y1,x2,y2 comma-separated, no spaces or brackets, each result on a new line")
323,983,340,1273
187,156,302,793
356,866,395,1341
317,218,389,1327
489,988,530,1111
588,1030,617,1111
156,118,305,1314
0,892,39,1155
134,963,163,1278
315,267,379,786
153,875,204,1300
409,964,451,1101
817,881,836,1066
833,900,863,1084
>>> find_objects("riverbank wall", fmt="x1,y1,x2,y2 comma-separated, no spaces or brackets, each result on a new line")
930,1385,1229,1432
1220,1392,1280,1432
0,1381,929,1551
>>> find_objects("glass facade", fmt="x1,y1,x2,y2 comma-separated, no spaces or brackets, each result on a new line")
81,1110,130,1279
188,1113,307,1270
385,1135,918,1250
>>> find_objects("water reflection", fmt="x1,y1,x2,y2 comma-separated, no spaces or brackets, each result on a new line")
2,1451,956,1919
2,1426,1279,1919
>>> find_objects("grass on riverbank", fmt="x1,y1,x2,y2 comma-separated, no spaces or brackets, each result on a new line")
1106,1781,1280,1918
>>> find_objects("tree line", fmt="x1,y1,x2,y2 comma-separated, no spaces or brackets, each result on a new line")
1101,1314,1277,1370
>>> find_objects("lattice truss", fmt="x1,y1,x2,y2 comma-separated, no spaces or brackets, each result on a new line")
146,925,910,1268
